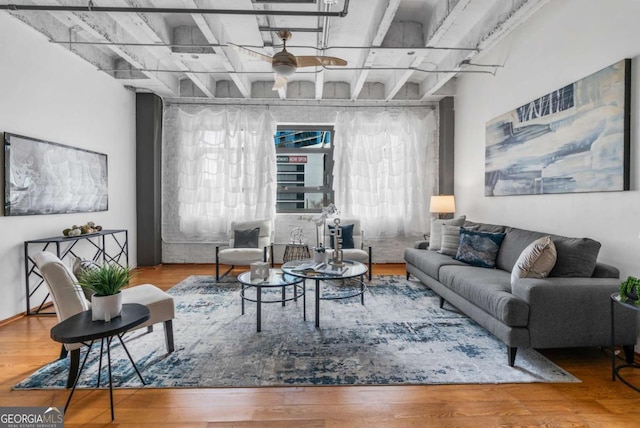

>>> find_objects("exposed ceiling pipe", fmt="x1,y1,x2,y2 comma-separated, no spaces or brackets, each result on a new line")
320,1,332,49
49,40,479,52
0,0,350,17
100,66,495,75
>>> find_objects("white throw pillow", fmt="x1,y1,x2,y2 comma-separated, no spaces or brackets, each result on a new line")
428,215,466,251
510,236,557,285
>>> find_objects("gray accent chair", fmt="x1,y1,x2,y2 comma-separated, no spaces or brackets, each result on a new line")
33,251,175,388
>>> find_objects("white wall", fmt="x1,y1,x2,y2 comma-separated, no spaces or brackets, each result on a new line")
0,13,137,321
454,0,640,279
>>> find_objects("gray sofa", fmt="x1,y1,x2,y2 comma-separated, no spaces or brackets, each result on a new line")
404,220,638,366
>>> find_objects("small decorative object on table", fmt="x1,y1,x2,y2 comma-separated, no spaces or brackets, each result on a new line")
250,261,270,281
289,226,304,244
329,218,344,267
76,262,133,321
619,276,640,305
312,243,326,263
63,221,103,237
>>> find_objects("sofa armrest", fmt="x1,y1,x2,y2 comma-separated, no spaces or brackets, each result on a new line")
512,277,637,348
591,262,620,278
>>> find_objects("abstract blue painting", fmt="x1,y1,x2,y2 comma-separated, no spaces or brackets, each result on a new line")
485,59,630,196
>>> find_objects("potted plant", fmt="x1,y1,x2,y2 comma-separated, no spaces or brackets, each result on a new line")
76,263,134,321
619,276,640,306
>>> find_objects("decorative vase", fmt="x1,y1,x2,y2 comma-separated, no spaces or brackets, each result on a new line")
91,292,123,322
312,249,325,264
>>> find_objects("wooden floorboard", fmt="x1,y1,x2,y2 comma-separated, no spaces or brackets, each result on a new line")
1,263,639,427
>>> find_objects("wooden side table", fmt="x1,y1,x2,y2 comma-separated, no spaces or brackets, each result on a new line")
51,303,150,420
610,293,640,392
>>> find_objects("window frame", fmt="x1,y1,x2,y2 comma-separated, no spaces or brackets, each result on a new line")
275,124,335,214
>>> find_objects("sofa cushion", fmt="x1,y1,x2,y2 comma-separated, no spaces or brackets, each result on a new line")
404,248,466,281
549,236,601,277
455,228,506,268
463,220,507,234
428,215,466,251
510,236,557,285
439,265,530,327
496,227,601,277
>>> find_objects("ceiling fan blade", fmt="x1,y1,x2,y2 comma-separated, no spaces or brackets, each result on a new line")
295,56,348,67
228,43,273,63
272,74,288,91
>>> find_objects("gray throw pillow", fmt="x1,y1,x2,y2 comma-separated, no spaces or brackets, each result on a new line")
439,224,478,256
428,215,466,251
234,227,260,248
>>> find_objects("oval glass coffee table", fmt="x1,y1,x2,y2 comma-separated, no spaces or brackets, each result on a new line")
237,269,305,332
281,259,368,328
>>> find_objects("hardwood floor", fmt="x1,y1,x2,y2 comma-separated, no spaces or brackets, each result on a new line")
1,263,639,427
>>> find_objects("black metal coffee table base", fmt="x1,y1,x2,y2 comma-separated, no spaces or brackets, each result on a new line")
238,270,305,332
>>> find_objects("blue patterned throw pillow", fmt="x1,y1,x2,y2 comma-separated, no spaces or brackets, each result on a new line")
455,228,506,268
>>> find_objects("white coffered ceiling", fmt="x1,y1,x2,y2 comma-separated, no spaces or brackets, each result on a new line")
3,0,550,101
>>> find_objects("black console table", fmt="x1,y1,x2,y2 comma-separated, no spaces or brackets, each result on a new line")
24,229,128,315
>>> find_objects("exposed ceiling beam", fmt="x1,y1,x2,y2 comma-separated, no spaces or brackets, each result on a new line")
182,0,252,98
419,0,551,99
350,0,401,100
7,9,115,72
107,0,215,98
385,0,472,101
36,0,179,96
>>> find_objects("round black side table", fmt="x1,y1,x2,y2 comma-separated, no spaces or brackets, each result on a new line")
610,293,640,392
51,303,150,420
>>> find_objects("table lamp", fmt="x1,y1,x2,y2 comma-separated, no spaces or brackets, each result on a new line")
430,195,456,219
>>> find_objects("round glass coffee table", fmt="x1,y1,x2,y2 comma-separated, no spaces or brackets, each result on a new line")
281,259,368,328
237,269,305,332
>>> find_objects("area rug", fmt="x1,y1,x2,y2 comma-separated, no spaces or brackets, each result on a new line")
14,275,578,389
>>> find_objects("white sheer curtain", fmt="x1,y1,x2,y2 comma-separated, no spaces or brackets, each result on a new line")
172,107,277,240
333,109,438,238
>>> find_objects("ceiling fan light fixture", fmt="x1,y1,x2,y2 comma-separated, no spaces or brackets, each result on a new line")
273,62,296,77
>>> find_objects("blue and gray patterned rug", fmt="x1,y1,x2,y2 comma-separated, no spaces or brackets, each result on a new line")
14,275,578,389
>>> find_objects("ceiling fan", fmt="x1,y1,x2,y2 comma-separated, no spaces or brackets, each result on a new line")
230,30,347,90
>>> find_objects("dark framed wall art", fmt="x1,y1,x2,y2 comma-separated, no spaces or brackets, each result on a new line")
3,133,108,216
485,58,631,196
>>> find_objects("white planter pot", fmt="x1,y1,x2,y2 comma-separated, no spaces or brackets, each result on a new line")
91,292,123,322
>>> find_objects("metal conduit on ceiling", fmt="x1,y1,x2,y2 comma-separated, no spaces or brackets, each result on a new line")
0,0,350,17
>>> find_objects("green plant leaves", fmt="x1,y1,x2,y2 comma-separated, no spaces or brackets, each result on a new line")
76,263,133,296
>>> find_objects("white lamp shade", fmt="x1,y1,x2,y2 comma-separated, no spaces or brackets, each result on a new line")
430,195,456,213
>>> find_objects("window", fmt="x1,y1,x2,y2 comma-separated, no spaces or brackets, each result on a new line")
274,126,334,213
